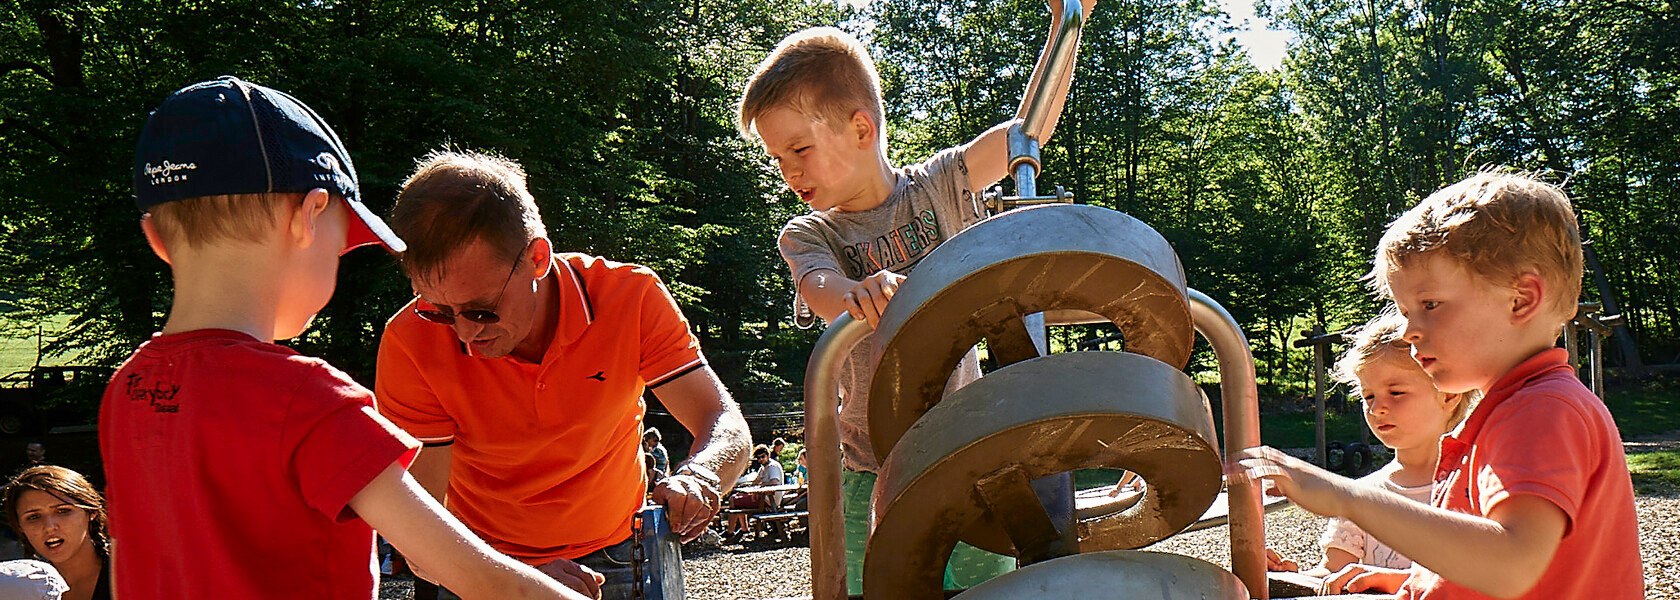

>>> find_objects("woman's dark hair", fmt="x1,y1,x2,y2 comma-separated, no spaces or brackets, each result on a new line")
2,465,110,560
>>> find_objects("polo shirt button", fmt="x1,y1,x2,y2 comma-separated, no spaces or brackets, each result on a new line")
537,383,548,391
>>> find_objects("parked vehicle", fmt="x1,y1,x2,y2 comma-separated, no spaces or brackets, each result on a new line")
0,366,112,435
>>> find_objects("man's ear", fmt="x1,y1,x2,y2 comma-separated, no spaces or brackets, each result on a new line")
1509,271,1547,324
139,214,171,266
527,237,554,280
850,109,878,149
287,189,334,248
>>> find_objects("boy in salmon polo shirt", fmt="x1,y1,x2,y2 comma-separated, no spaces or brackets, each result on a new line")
1232,171,1642,599
102,77,583,600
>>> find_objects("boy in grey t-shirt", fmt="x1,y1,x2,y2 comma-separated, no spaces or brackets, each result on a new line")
737,14,1092,593
777,146,983,473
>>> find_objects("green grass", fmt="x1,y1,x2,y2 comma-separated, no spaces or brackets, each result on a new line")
0,335,38,375
1251,376,1680,450
1627,449,1680,496
0,314,80,375
1072,468,1126,490
1604,377,1680,438
1257,410,1369,449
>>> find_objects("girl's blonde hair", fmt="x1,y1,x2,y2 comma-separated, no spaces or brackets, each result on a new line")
1332,308,1476,426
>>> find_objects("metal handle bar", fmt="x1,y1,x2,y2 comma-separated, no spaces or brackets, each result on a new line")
1019,0,1086,141
803,315,871,600
1186,288,1268,599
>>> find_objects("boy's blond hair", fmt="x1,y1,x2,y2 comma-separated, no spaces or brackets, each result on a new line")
1370,170,1583,321
148,193,300,250
1333,309,1474,425
390,149,548,283
737,27,885,142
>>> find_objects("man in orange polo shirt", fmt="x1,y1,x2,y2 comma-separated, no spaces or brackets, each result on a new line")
375,149,752,599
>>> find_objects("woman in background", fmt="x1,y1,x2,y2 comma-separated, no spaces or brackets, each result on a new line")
3,466,109,600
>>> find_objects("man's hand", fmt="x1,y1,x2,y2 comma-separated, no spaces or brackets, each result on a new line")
536,557,604,599
1321,563,1410,595
1265,548,1300,573
652,473,724,542
842,270,907,329
1227,445,1358,518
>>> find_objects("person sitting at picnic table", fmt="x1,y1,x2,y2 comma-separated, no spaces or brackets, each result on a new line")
724,445,785,541
643,428,670,476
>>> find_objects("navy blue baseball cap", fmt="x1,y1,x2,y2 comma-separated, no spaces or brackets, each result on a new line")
133,76,406,254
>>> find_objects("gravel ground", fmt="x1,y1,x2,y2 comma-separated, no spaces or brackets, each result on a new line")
381,439,1680,599
684,534,814,600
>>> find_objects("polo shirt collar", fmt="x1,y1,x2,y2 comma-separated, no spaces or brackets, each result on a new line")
1436,347,1573,480
548,253,596,352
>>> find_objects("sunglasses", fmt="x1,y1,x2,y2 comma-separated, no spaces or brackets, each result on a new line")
413,252,525,326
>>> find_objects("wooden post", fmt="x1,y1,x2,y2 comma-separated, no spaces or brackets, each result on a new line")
1312,326,1327,468
1295,325,1350,468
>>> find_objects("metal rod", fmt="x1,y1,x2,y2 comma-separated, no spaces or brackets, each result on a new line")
1590,329,1605,398
1563,321,1580,372
803,315,872,600
1186,288,1268,600
1013,164,1039,205
1019,0,1085,140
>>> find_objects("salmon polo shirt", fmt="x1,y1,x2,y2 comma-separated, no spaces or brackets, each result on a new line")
1399,348,1643,599
376,253,707,562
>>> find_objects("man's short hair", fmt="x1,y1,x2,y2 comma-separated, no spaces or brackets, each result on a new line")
1371,170,1583,321
752,444,770,458
643,427,662,442
737,27,885,142
390,149,548,282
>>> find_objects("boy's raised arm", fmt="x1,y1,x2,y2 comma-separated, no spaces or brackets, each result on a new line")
959,121,1019,194
349,463,592,600
1232,446,1568,597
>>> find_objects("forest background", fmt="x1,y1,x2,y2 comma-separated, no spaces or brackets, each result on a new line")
3,0,1676,438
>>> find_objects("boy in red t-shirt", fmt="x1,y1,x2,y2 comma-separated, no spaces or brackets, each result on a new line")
101,77,585,600
1232,171,1642,598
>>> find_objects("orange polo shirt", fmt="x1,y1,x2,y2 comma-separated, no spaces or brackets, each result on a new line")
375,253,706,562
1399,348,1643,599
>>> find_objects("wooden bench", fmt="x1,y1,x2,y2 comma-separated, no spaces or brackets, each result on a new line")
748,509,809,540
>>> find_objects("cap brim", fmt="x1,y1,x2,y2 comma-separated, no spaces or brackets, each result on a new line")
343,199,407,255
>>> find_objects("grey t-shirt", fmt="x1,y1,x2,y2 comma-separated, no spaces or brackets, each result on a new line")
777,147,987,472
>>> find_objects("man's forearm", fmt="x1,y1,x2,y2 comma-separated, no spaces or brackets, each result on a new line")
656,368,753,491
683,411,751,491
